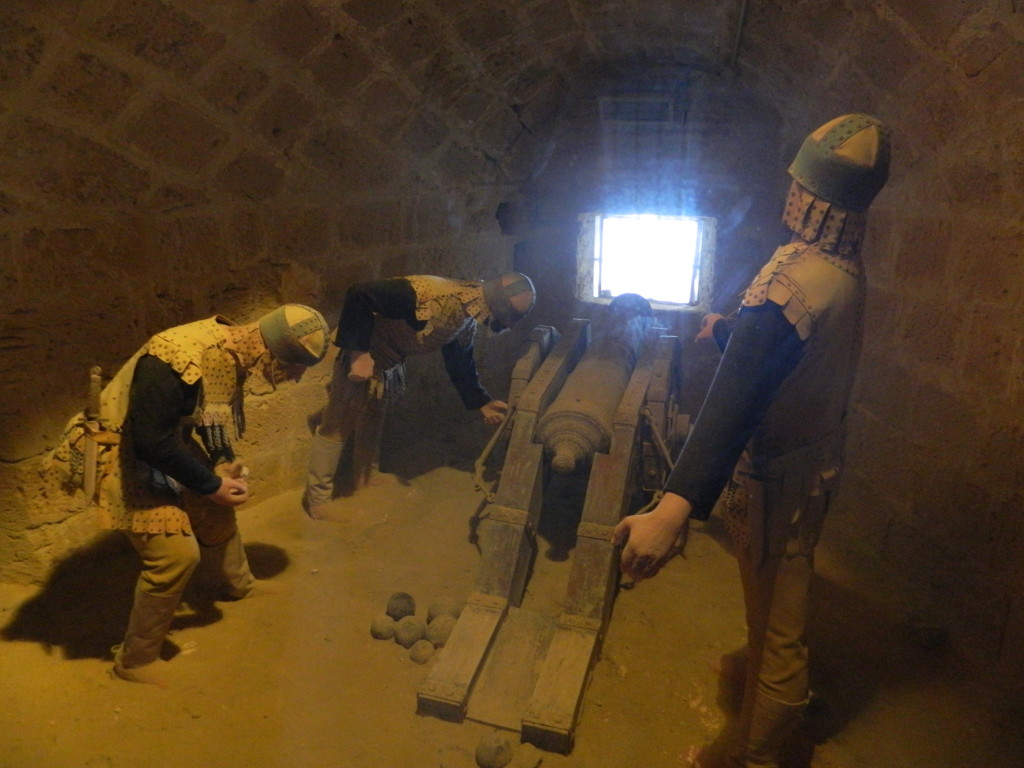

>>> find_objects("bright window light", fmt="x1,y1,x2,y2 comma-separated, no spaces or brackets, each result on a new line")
589,214,712,305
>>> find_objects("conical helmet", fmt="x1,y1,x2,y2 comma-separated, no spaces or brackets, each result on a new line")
788,113,891,211
258,304,330,366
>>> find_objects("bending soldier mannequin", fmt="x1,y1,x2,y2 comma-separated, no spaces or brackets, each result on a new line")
303,272,536,518
613,114,891,767
58,304,330,687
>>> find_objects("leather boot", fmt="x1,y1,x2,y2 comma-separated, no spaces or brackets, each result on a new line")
218,531,256,599
303,432,344,519
739,692,808,768
111,588,182,687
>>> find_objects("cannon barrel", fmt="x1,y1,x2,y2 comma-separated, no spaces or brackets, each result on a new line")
536,294,653,473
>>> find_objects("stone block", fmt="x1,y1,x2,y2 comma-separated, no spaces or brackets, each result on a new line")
92,0,225,78
971,424,1024,491
515,75,569,132
342,0,405,32
256,0,330,62
928,565,1009,663
891,215,952,288
0,190,20,216
225,210,267,270
410,52,477,107
908,462,992,560
308,32,375,98
337,199,404,248
860,283,903,355
406,196,456,244
475,105,521,156
0,18,45,88
302,122,399,189
958,303,1015,395
949,226,1024,306
253,84,316,150
909,381,978,453
267,206,330,263
961,33,1024,117
946,152,1004,208
453,5,515,48
377,8,444,69
823,472,897,560
899,296,960,368
450,87,493,129
155,215,223,270
996,592,1024,682
882,515,949,592
844,415,915,508
357,78,414,136
145,183,211,213
214,150,284,200
885,0,977,49
850,13,923,90
202,59,269,115
527,0,576,44
401,111,448,162
38,51,136,123
482,40,536,87
0,117,149,206
122,95,229,174
953,21,1015,77
853,351,915,430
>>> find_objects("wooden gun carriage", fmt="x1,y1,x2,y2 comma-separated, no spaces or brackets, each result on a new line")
417,317,688,753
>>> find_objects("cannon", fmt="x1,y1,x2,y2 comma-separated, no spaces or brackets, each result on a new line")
417,302,689,754
537,293,654,475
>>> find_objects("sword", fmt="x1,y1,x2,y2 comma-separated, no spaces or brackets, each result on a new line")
82,366,103,501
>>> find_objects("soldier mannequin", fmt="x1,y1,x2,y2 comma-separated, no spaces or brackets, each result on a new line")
303,273,536,518
613,114,891,767
56,304,331,687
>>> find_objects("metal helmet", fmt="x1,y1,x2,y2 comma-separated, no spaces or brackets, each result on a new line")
787,113,891,211
481,272,536,333
258,304,330,366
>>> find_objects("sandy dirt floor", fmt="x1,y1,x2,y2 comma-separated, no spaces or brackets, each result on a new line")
1,435,1021,768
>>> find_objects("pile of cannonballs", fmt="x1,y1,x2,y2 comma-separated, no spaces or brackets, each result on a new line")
370,591,462,664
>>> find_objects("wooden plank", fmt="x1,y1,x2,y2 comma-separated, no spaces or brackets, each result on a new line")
562,535,619,624
465,608,557,731
612,331,657,429
493,416,542,513
417,593,508,722
475,517,536,602
578,429,636,528
509,325,557,406
516,318,590,417
516,334,669,751
521,620,601,754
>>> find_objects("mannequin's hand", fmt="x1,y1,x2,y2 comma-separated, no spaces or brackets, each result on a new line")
612,493,692,581
347,352,375,382
695,313,725,341
479,400,508,426
205,476,249,506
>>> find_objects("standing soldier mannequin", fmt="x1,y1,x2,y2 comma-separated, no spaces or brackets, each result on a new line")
303,272,535,518
613,114,891,767
56,304,330,687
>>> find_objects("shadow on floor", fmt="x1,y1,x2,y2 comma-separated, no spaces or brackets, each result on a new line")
687,515,964,767
1,532,289,661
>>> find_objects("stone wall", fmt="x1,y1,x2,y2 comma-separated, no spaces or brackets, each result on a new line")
0,0,555,582
0,0,1022,686
738,0,1024,685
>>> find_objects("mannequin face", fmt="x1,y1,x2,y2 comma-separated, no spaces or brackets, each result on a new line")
258,355,305,387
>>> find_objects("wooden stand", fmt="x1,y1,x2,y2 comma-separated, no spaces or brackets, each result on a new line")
417,321,683,753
